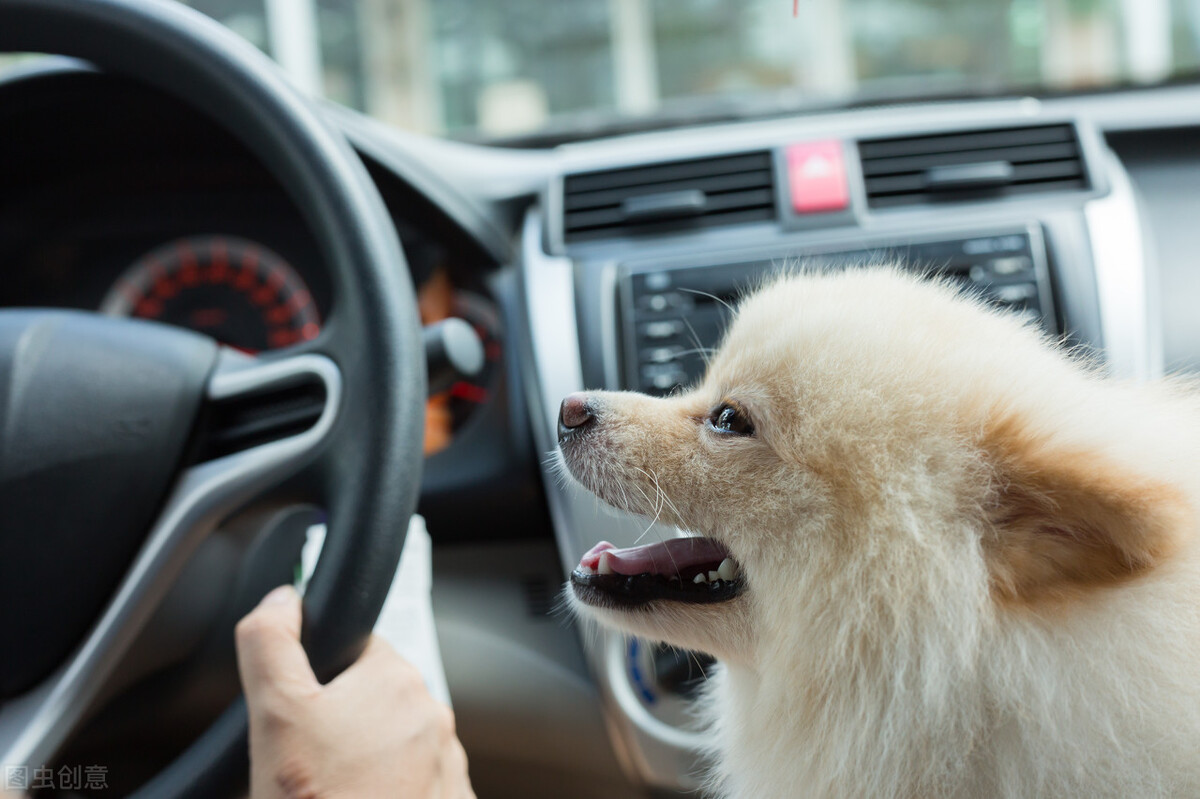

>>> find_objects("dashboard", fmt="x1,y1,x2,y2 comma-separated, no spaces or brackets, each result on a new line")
2,200,331,354
0,72,329,324
0,70,534,543
6,57,1200,799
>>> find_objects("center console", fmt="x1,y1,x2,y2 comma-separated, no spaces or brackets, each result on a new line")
519,104,1158,792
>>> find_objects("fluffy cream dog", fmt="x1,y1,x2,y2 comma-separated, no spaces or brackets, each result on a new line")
558,268,1200,799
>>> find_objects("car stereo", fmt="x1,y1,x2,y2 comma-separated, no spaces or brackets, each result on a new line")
618,228,1054,395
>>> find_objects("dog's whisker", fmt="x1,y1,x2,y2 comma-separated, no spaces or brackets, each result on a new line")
640,465,685,532
678,286,735,315
687,649,712,687
650,467,685,524
632,466,688,579
628,476,663,543
679,314,713,368
673,346,718,360
629,466,669,544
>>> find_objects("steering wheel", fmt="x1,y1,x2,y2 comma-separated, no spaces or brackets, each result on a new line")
0,0,425,796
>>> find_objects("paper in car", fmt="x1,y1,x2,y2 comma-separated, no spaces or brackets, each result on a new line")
297,515,452,707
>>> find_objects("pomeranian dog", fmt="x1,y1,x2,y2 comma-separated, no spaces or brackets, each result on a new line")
558,268,1200,798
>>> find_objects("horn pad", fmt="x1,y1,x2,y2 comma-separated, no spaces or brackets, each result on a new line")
0,311,217,698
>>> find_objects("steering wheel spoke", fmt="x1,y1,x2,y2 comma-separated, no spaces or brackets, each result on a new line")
195,348,342,472
0,348,342,771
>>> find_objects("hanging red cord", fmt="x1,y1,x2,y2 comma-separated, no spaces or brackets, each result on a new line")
794,0,799,16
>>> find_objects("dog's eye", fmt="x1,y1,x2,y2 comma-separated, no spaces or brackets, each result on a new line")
708,402,755,436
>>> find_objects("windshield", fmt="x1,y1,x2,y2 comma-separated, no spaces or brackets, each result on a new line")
182,0,1199,141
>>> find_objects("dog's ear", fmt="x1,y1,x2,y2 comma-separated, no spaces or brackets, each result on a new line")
982,417,1190,603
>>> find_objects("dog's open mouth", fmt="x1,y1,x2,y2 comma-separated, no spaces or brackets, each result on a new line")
570,538,744,607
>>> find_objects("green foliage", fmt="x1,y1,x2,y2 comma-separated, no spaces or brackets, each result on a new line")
1067,0,1108,17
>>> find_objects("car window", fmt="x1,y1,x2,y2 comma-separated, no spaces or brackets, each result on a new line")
94,1,1200,139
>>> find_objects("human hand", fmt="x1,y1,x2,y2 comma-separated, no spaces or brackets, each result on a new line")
236,585,474,799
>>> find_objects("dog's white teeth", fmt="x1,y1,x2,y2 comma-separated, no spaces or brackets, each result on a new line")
598,553,614,576
708,570,720,582
577,564,595,576
717,558,738,582
693,573,708,584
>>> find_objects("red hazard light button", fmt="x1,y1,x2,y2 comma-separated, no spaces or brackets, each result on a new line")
786,140,850,214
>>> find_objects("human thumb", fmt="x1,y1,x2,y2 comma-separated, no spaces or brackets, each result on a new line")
235,585,318,704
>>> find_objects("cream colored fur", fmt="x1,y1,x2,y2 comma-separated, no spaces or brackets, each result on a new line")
562,267,1200,798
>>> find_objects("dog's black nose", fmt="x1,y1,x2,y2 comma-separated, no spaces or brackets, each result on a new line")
558,393,595,442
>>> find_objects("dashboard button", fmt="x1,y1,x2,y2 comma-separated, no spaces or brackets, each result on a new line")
641,363,687,391
642,345,683,364
993,282,1038,304
637,292,691,314
989,255,1033,275
641,320,685,340
786,140,850,213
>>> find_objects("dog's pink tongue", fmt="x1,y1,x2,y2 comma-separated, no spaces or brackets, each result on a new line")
579,537,729,576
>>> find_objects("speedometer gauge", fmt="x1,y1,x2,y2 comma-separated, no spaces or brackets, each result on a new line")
101,235,320,352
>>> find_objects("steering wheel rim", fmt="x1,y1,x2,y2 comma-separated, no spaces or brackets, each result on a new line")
0,0,426,795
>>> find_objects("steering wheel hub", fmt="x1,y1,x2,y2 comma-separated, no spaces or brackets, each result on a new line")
0,313,216,698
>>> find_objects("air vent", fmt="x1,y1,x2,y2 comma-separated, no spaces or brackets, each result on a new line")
563,151,776,242
859,124,1087,209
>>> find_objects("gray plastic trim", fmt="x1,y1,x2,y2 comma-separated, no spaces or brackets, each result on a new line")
596,261,623,391
1084,149,1163,381
519,208,709,790
0,349,342,769
521,209,586,447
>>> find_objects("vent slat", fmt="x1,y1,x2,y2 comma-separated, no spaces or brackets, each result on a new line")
858,125,1074,160
565,206,777,242
869,178,1088,208
565,152,771,194
861,142,1080,178
866,158,1084,196
858,124,1087,208
565,187,773,231
565,169,774,212
563,151,776,242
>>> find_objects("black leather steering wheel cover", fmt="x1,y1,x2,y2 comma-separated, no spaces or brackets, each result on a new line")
0,1,425,795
